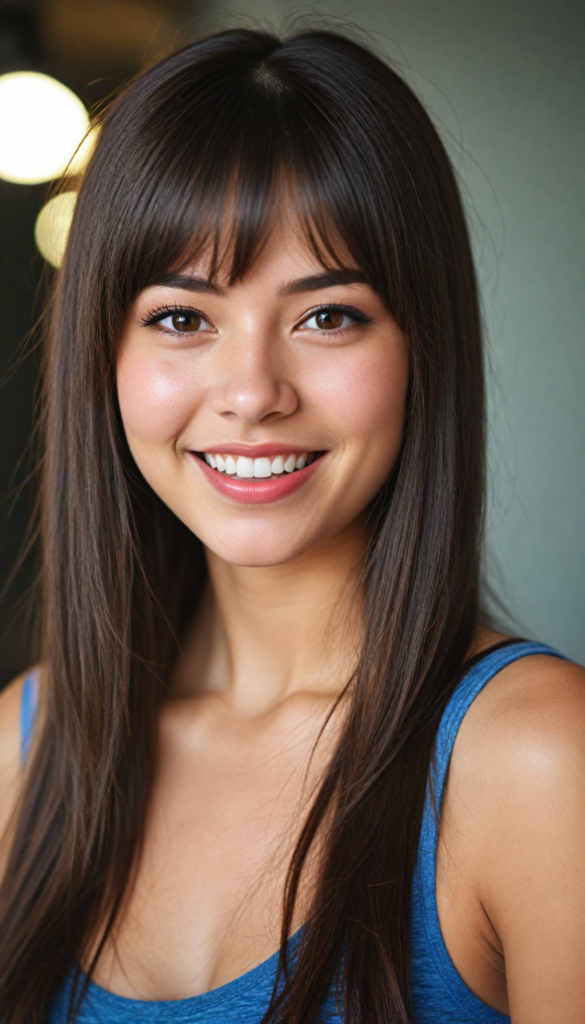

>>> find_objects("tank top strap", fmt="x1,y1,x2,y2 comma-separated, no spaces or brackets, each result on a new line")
411,639,567,1023
20,668,40,765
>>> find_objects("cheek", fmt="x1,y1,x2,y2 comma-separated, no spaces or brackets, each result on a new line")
116,345,201,446
307,343,408,454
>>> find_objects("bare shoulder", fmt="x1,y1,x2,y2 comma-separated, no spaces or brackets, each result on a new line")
0,672,28,839
448,650,585,816
0,674,25,769
440,651,585,1018
445,649,585,923
457,650,585,773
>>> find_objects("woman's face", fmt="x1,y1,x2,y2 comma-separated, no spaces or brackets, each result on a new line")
117,222,409,566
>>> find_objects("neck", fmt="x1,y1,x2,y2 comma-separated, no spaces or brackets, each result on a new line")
174,518,369,716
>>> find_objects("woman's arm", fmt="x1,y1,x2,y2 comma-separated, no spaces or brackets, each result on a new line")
440,653,585,1023
0,675,27,869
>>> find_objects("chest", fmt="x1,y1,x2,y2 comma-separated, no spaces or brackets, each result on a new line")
91,701,331,1000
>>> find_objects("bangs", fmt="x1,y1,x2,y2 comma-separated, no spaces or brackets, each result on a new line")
79,32,404,318
168,171,361,294
158,167,370,300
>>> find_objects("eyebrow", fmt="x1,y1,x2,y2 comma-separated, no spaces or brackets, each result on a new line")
153,268,368,297
155,273,225,295
278,269,368,296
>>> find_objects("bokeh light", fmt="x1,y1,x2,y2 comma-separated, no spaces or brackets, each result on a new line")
68,125,100,175
34,191,77,267
0,72,88,184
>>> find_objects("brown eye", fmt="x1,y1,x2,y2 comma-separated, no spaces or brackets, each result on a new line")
171,311,202,332
315,310,344,330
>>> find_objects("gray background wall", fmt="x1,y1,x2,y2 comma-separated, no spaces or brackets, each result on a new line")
0,0,583,682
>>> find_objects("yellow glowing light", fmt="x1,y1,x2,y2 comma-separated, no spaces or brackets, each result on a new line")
68,124,100,175
34,192,77,267
0,72,88,184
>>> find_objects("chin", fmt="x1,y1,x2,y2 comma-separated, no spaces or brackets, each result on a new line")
197,520,327,568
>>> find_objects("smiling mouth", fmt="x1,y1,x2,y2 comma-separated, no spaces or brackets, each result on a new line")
197,451,326,480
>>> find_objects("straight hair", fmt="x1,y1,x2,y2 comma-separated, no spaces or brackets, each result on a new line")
0,28,485,1023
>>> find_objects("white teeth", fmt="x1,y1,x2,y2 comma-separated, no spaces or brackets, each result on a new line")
203,452,315,477
253,457,272,478
236,456,254,478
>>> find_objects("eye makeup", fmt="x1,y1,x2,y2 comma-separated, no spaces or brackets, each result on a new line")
138,304,212,332
139,301,374,337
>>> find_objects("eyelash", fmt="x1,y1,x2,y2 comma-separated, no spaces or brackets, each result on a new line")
301,304,373,330
139,302,373,334
139,304,209,330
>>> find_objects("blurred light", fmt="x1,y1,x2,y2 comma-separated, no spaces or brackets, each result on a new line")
0,72,88,184
68,125,100,175
34,192,77,267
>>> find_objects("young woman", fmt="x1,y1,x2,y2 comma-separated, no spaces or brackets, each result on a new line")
0,27,583,1024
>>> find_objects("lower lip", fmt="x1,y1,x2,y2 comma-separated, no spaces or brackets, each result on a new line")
190,453,326,504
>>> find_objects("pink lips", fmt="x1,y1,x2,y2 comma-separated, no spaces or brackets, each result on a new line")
190,451,326,504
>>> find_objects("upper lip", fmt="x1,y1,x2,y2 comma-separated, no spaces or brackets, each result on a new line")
194,443,322,458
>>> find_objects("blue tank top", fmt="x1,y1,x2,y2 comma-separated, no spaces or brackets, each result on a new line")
20,640,563,1022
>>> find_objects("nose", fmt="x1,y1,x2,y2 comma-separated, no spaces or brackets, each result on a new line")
210,327,298,425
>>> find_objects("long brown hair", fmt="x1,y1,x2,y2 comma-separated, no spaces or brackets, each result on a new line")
0,28,485,1023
